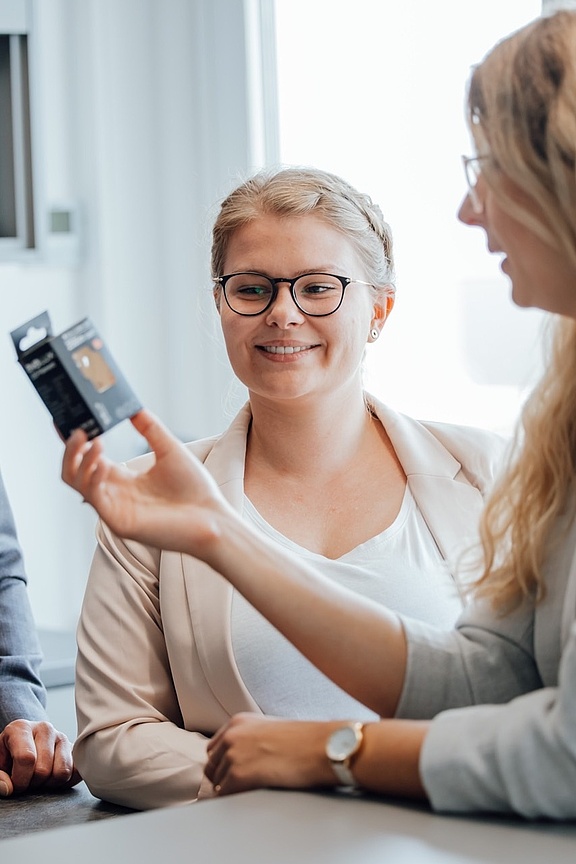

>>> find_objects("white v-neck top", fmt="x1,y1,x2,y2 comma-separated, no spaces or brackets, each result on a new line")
231,488,463,721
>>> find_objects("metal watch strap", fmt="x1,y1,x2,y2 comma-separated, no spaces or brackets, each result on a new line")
330,760,357,787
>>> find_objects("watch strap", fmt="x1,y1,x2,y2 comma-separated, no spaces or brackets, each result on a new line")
330,759,357,787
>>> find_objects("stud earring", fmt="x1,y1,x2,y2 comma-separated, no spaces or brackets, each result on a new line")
370,328,379,340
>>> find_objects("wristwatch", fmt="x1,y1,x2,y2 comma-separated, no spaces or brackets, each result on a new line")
325,722,364,787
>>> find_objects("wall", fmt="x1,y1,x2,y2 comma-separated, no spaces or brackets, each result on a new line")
0,0,275,630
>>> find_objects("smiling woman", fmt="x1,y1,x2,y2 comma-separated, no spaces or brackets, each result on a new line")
68,166,506,811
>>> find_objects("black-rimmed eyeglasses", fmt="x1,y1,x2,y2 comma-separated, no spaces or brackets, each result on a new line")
215,272,373,317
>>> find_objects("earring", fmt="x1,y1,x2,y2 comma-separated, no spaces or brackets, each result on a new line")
370,328,379,340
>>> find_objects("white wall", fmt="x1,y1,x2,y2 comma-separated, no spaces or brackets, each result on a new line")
0,0,274,630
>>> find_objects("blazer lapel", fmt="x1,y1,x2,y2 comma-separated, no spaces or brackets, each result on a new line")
182,403,261,715
372,398,486,567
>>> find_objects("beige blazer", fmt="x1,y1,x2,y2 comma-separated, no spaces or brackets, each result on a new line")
73,397,506,810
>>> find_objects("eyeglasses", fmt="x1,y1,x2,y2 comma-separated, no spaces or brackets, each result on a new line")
462,154,488,214
215,272,373,317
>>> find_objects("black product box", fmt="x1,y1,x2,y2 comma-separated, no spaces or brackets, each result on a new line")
10,310,142,440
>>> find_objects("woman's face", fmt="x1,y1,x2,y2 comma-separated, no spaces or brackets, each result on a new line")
458,173,576,318
217,213,389,405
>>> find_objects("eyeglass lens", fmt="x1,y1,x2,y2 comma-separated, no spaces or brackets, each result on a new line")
223,273,345,316
463,157,484,213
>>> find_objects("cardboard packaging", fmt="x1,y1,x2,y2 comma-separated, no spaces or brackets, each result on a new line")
10,310,142,439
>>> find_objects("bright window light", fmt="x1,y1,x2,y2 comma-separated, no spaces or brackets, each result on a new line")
274,0,545,434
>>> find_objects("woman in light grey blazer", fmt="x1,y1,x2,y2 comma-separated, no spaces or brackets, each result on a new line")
64,166,505,811
0,472,79,796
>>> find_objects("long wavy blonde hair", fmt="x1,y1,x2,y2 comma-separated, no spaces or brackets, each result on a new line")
466,10,576,611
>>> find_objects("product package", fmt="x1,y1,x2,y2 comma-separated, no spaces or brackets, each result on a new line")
10,310,142,439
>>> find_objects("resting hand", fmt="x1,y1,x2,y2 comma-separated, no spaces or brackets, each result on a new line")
0,720,81,797
204,713,338,796
61,410,233,557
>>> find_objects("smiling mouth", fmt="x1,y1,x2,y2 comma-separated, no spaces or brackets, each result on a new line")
258,345,315,354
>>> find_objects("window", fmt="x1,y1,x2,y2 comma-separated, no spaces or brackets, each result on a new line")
274,0,545,434
0,2,34,253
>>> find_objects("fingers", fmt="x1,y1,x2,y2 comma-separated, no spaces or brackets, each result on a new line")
62,430,112,505
130,409,185,461
61,429,97,486
62,409,183,501
0,721,77,795
205,721,235,794
46,731,78,790
0,769,14,798
2,720,40,793
204,713,262,796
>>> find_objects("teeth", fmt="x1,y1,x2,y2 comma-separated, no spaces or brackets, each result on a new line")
261,345,310,354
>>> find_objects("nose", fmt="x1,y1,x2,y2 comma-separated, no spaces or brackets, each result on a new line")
264,283,306,328
458,193,483,227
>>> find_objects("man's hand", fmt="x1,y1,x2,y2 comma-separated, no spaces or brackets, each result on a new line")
0,719,81,796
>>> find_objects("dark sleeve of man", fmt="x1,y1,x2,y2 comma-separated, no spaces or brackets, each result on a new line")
0,471,47,731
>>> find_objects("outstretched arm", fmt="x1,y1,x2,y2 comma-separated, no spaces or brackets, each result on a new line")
62,410,408,717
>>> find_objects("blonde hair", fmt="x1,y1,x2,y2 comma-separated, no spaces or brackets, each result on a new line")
210,166,395,303
466,11,576,611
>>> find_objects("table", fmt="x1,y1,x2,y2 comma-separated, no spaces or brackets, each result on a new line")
0,787,575,863
0,781,135,840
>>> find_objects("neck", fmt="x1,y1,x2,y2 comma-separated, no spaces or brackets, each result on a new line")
246,387,376,478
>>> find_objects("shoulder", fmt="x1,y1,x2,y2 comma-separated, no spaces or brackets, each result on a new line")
126,432,223,474
367,394,509,490
369,393,508,460
421,418,510,487
421,418,508,456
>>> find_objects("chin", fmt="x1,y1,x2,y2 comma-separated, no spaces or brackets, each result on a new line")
510,284,532,309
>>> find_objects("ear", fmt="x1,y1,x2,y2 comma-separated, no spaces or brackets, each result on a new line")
370,289,395,336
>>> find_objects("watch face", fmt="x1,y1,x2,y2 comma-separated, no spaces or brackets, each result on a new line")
326,725,361,761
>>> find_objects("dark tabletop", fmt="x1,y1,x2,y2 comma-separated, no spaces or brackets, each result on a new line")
0,781,136,841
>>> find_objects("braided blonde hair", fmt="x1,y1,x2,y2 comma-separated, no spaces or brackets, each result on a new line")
211,166,395,304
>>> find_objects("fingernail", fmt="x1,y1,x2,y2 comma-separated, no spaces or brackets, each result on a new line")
0,781,9,797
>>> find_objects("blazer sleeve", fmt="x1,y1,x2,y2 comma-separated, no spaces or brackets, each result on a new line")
398,587,576,817
419,623,576,818
73,521,211,810
0,473,47,730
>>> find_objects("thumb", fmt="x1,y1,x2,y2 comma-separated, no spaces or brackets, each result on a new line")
0,769,14,797
130,409,183,460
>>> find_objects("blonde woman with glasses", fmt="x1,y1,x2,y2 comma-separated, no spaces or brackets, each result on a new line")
62,166,504,812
